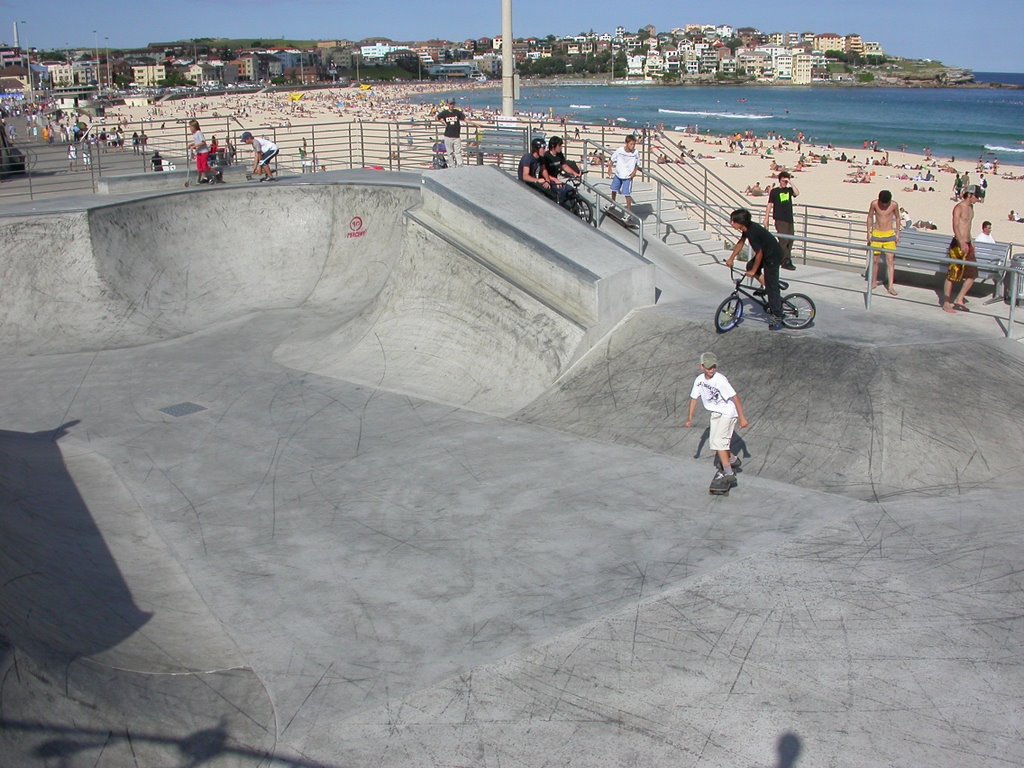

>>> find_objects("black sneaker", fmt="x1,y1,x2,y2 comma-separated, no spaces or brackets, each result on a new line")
728,454,742,471
724,473,738,488
781,261,796,271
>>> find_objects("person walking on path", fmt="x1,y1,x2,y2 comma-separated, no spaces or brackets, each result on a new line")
866,189,901,295
765,171,799,270
684,351,749,494
607,134,640,214
726,208,786,331
241,131,279,181
942,184,985,313
436,100,466,168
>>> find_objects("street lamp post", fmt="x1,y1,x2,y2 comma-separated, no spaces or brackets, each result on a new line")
501,0,514,117
105,36,112,92
19,21,32,102
93,29,100,89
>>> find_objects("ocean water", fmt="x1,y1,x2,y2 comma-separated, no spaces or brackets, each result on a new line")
416,78,1024,166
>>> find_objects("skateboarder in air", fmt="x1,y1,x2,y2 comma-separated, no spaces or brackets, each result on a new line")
683,352,749,494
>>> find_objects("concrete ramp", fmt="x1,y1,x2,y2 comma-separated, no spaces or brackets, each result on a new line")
516,298,1024,501
0,425,277,766
0,172,652,414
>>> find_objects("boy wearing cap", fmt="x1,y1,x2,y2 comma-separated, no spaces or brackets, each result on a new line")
943,184,985,313
684,352,749,492
240,131,279,182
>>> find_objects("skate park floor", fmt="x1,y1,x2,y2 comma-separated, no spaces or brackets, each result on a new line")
1,171,1023,768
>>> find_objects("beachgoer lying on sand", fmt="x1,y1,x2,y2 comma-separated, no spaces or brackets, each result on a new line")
745,182,766,196
913,220,938,230
1010,210,1024,222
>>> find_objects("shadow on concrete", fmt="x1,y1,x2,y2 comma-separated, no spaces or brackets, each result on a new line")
773,731,803,767
0,717,340,768
0,421,151,666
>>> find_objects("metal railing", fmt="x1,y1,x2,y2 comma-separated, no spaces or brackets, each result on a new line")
0,116,638,204
3,114,1022,334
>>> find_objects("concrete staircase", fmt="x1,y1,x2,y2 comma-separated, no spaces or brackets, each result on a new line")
627,180,726,259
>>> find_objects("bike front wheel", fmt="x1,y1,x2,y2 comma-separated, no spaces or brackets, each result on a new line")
781,293,816,329
715,295,744,333
569,197,593,224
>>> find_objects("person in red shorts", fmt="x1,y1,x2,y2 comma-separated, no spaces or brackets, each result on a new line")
943,184,985,313
188,119,212,184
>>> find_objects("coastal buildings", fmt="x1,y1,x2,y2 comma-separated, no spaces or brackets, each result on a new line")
0,23,890,96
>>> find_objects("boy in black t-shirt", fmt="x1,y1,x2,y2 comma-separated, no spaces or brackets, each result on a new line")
436,100,466,167
765,171,799,270
726,208,785,331
541,135,581,205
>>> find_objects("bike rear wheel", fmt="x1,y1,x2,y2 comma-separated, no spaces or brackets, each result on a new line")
715,295,744,332
569,197,593,224
781,293,816,328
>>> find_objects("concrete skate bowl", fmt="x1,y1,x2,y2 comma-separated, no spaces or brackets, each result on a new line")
515,306,1024,501
0,177,618,766
0,178,586,414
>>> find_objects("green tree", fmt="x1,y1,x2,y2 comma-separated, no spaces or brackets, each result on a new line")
158,70,191,87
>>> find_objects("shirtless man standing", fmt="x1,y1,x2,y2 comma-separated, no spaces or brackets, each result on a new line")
943,184,985,313
866,189,901,294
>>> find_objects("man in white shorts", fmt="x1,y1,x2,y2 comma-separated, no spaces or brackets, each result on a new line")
240,131,279,182
684,352,749,491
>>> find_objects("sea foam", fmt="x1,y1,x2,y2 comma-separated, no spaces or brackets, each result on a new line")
659,108,771,120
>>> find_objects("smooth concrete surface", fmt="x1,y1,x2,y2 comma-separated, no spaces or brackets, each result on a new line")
1,169,1022,768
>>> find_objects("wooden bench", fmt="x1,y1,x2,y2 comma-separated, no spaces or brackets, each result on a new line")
889,229,1011,295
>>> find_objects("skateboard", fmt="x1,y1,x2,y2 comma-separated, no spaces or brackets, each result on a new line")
603,206,639,230
709,471,738,496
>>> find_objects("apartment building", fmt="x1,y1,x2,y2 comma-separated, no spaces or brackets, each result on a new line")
44,62,75,87
792,53,813,84
131,63,165,87
813,33,844,53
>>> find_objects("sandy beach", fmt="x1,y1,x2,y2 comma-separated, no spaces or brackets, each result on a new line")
100,83,1024,244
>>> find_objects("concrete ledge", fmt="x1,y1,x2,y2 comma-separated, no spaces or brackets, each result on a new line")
420,167,655,342
97,164,250,194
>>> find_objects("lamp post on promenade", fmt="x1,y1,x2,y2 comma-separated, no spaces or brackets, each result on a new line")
501,0,514,117
19,21,33,102
92,29,100,88
105,36,112,92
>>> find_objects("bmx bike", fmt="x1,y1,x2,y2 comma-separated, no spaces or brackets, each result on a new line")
553,173,593,224
714,266,816,333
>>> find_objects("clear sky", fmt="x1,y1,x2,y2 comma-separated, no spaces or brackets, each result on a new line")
3,0,1021,72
